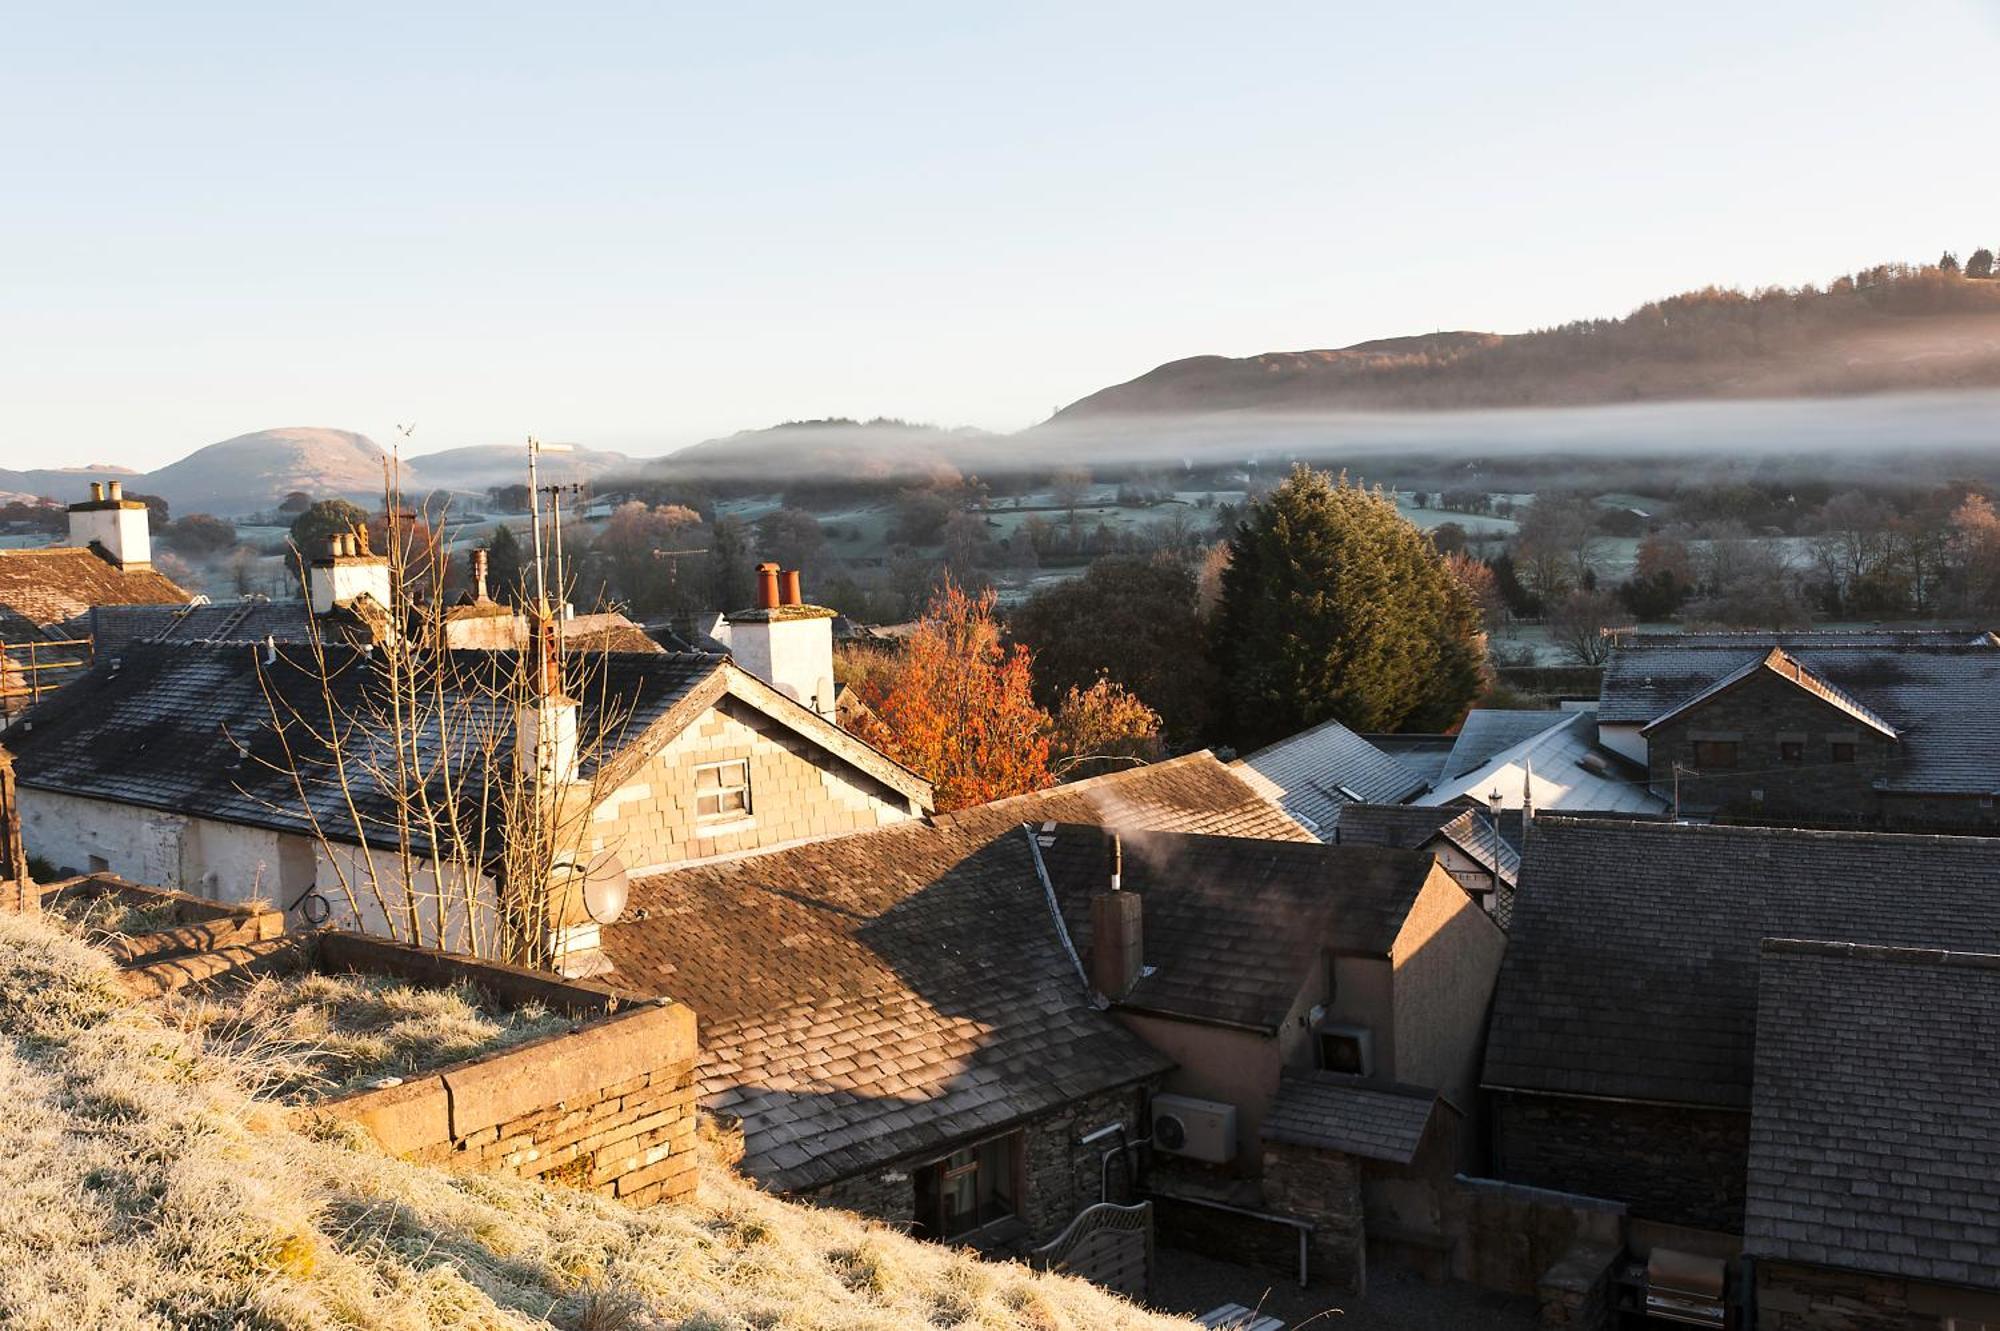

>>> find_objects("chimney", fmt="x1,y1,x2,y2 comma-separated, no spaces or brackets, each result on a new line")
470,548,491,603
1090,834,1143,1000
723,567,837,719
515,606,579,787
308,523,393,615
67,480,152,570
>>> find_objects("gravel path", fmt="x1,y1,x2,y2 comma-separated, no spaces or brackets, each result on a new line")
1149,1247,1540,1330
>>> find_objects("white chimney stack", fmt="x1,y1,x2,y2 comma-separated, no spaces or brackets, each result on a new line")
720,563,836,719
67,481,152,570
307,525,393,614
515,608,580,787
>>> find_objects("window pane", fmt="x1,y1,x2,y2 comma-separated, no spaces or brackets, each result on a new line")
696,765,721,790
1831,742,1856,763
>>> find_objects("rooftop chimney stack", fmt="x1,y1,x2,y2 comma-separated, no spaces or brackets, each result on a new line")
67,480,152,570
1090,833,1143,1000
307,522,393,615
470,548,491,603
723,566,837,720
515,605,580,787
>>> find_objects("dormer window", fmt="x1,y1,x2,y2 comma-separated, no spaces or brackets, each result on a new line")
695,759,752,821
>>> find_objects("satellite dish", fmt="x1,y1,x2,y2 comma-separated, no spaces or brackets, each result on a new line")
579,851,630,925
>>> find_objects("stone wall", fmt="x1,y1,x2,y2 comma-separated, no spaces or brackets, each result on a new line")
315,999,701,1206
590,696,915,872
1261,1140,1366,1293
802,1084,1152,1248
1756,1259,2000,1330
1643,669,1926,826
1445,1175,1625,1296
1491,1092,1748,1233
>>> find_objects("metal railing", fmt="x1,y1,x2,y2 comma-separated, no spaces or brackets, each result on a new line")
0,636,93,718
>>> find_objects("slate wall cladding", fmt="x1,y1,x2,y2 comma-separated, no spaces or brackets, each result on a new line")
317,1000,702,1207
1754,1260,2000,1331
1260,1141,1366,1293
1491,1092,1748,1233
590,696,913,869
801,1085,1152,1248
1644,671,1898,823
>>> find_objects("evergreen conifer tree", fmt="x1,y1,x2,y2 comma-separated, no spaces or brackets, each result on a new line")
1209,465,1485,747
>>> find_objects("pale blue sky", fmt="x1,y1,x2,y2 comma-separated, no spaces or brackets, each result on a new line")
5,1,1999,469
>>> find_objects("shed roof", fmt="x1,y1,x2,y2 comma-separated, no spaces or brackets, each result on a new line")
1262,1069,1442,1164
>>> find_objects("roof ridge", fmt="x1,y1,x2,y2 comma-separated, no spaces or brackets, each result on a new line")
1761,936,2000,971
1534,815,2000,849
932,751,1227,824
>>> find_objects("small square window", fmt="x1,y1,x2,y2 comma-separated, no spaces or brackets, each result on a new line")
695,759,751,821
1779,740,1804,764
1830,742,1856,764
1693,740,1738,769
913,1134,1020,1239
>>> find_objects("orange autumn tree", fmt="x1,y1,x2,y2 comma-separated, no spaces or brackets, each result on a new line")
849,579,1163,811
851,579,1054,810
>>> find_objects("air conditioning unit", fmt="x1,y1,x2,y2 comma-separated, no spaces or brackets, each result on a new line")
1150,1093,1238,1164
1315,1022,1373,1077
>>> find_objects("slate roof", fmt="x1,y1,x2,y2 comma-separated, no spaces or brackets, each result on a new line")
0,546,189,630
2,641,723,853
1442,710,1572,781
1237,718,1428,835
1337,803,1520,887
1485,819,2000,1108
1599,631,2000,794
1262,1069,1443,1164
2,640,929,852
599,753,1301,1190
1419,709,1667,816
85,600,323,654
1034,823,1438,1031
85,600,664,656
1745,939,2000,1291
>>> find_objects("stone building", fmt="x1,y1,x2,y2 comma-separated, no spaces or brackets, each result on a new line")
599,755,1310,1259
1484,817,2000,1236
2,634,930,965
1745,939,2000,1329
1598,629,2000,829
1032,820,1508,1292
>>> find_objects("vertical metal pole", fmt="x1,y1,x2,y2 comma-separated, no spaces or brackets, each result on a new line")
528,437,547,612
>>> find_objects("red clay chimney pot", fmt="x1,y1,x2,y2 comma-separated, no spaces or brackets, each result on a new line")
780,569,802,606
755,562,781,610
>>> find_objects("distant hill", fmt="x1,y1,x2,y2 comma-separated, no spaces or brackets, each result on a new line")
1051,265,2000,421
5,429,632,517
142,428,391,515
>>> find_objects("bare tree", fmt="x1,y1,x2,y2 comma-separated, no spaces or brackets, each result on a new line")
1546,589,1622,665
245,457,634,969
